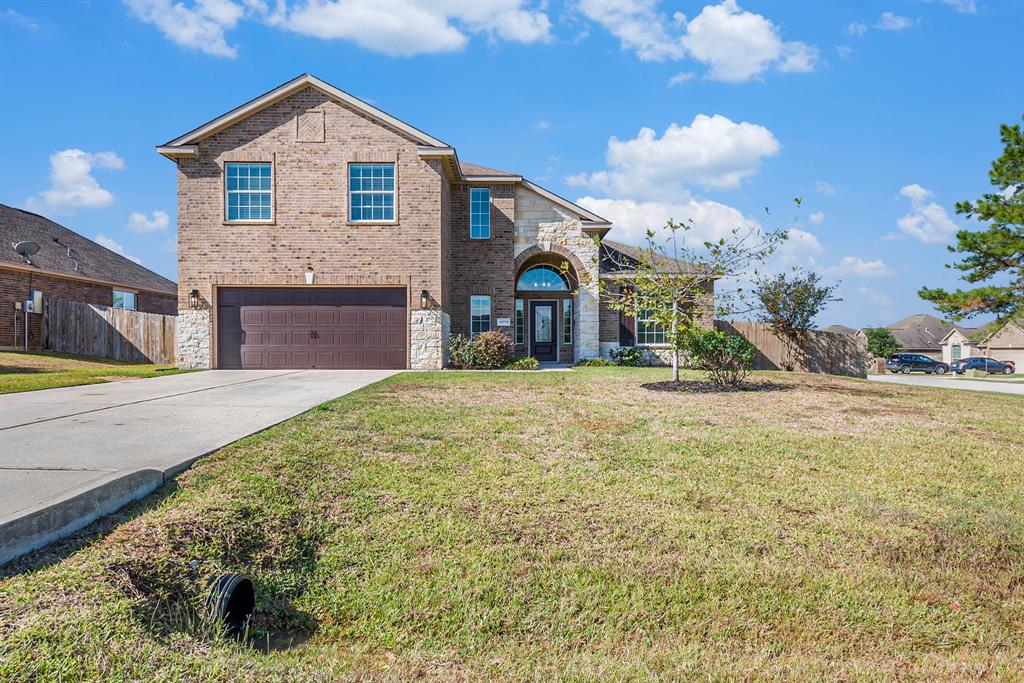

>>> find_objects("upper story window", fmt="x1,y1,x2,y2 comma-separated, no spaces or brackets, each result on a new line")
470,187,490,239
350,163,395,222
516,264,569,291
470,295,491,337
112,290,137,310
226,162,272,221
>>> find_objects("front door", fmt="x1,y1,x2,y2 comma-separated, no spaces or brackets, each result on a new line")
530,301,557,361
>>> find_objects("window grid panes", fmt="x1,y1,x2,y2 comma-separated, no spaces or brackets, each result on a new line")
563,299,572,344
952,345,961,361
226,163,272,221
637,306,666,345
470,187,490,239
516,264,569,291
349,163,395,222
112,290,137,310
471,295,491,337
515,299,524,345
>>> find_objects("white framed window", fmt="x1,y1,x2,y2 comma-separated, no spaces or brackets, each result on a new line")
470,187,490,239
637,305,666,345
515,298,524,344
562,299,572,344
226,162,272,221
470,295,491,337
112,290,137,310
349,163,395,222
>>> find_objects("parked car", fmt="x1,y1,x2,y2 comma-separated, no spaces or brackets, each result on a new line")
886,353,949,374
950,357,1015,375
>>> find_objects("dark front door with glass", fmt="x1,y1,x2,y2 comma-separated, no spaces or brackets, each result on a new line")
529,301,557,361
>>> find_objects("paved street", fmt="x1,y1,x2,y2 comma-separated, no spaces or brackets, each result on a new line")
867,373,1024,396
0,369,398,565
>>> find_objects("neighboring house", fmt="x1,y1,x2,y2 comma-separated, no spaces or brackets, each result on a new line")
885,313,951,360
0,204,177,350
938,324,987,365
823,324,859,337
158,73,711,370
977,320,1024,368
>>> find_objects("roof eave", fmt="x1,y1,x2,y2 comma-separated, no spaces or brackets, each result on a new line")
156,145,198,160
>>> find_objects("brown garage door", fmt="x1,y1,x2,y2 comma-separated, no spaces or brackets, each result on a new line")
217,287,406,369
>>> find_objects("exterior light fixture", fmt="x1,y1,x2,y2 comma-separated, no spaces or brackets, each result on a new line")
189,289,200,309
305,267,315,285
420,289,429,309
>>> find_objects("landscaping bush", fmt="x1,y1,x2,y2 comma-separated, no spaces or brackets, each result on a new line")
504,356,539,370
575,357,615,367
610,346,646,367
448,334,475,369
681,326,756,386
471,331,514,369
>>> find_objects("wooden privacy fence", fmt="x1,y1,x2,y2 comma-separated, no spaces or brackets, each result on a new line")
715,320,868,378
43,298,176,364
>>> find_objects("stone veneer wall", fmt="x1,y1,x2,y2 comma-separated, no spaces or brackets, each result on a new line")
513,187,600,361
410,309,449,369
177,309,211,369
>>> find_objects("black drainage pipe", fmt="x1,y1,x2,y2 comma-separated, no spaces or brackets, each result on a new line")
206,573,255,637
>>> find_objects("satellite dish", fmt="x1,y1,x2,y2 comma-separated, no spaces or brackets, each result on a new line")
13,241,40,264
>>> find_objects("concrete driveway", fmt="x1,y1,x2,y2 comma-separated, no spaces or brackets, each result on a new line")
0,369,398,565
867,373,1024,395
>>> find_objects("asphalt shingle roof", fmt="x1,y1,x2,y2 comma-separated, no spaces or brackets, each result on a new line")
460,162,520,178
0,204,177,294
599,239,699,275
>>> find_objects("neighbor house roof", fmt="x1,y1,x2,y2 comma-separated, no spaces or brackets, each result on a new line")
599,240,701,276
886,313,952,350
939,323,991,344
824,324,860,337
156,73,611,230
0,204,177,295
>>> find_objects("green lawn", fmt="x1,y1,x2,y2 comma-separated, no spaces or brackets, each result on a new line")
0,351,181,394
1,369,1022,680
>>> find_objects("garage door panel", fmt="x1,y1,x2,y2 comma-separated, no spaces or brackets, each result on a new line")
218,287,407,369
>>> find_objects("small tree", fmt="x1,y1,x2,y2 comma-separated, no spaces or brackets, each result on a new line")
680,325,757,386
753,269,841,370
599,217,789,383
864,327,900,358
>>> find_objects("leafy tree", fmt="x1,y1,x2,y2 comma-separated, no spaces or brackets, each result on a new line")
598,215,789,383
753,269,841,369
680,325,757,386
919,116,1024,324
864,327,900,358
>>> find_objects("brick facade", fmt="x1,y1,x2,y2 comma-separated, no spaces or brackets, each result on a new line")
0,266,175,349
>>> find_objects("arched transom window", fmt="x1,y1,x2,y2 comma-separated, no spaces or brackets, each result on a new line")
517,264,570,291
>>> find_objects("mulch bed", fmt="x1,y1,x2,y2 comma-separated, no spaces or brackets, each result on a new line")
641,380,789,393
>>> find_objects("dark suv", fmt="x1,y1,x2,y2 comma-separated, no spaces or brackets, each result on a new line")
950,357,1015,375
886,353,949,375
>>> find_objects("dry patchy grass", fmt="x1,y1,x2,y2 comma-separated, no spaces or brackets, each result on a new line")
0,350,180,393
1,368,1022,681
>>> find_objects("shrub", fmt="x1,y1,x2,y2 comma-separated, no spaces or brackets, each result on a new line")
681,325,756,386
471,331,514,369
504,356,539,370
575,357,615,367
448,334,475,369
610,346,646,367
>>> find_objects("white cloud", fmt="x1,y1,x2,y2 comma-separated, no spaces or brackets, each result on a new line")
857,286,892,308
827,256,892,277
567,114,780,199
876,12,913,31
577,0,685,61
95,233,142,265
3,7,40,30
933,0,976,13
580,0,817,82
27,149,124,213
896,183,959,243
127,210,171,234
576,195,758,248
668,71,695,86
814,180,836,196
125,0,551,58
680,0,818,81
836,44,854,59
808,211,825,225
846,21,867,35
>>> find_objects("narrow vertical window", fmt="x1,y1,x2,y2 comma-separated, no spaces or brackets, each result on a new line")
470,187,490,239
226,162,273,221
470,295,491,337
349,163,395,221
562,299,572,344
515,298,524,344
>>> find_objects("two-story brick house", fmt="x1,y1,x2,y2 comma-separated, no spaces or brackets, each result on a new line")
158,74,709,370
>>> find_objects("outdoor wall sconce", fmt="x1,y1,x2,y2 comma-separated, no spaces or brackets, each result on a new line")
420,289,430,309
305,267,315,285
189,289,200,309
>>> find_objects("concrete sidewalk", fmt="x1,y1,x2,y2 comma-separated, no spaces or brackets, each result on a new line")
0,369,398,565
867,373,1024,395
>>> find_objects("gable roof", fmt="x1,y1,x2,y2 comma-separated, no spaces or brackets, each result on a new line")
824,324,860,337
0,204,177,295
599,239,700,275
461,162,520,178
886,313,952,350
980,319,1024,346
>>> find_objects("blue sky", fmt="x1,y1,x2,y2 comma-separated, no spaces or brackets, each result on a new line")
1,0,1019,328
